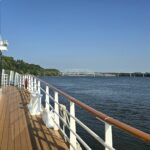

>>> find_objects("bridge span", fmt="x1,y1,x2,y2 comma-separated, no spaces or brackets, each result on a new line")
61,71,150,77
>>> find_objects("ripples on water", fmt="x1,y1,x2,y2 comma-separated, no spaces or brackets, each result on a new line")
41,76,150,150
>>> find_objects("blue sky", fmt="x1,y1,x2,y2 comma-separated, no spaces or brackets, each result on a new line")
1,0,150,72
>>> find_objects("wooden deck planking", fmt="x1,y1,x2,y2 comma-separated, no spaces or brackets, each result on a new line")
1,95,9,150
20,89,69,150
0,95,8,148
18,100,32,150
18,92,33,150
14,91,21,150
7,89,15,150
0,86,69,150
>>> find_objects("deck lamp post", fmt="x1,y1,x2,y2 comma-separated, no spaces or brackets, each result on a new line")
0,39,8,87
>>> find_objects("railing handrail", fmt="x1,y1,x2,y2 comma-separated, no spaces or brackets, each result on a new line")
40,86,114,150
34,76,150,144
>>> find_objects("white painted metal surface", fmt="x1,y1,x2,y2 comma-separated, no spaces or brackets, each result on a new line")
37,80,42,112
1,74,8,86
45,85,49,110
34,78,37,91
54,91,60,130
27,92,42,115
2,69,125,150
70,102,77,150
42,109,54,128
105,123,113,150
9,70,14,85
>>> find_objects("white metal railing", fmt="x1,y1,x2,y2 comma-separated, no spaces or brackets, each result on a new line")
24,73,115,150
4,70,115,150
1,69,8,87
2,69,150,150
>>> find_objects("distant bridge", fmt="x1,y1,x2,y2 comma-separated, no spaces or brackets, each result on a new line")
61,70,150,77
61,71,118,77
61,69,94,76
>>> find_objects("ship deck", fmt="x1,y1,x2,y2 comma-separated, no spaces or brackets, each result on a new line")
0,86,69,150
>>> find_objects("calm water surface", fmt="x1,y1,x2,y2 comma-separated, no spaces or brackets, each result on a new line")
41,76,150,150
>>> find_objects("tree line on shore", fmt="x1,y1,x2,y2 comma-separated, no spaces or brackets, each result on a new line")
2,56,61,76
2,56,150,77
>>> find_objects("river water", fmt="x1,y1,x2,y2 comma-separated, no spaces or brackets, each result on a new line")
41,76,150,150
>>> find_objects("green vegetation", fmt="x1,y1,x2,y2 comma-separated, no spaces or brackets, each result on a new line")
2,56,61,76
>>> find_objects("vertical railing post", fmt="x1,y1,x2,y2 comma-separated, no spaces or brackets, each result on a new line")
19,75,21,88
21,75,23,88
54,91,60,130
38,80,41,95
16,73,18,86
22,75,24,89
14,72,17,86
34,77,37,92
12,71,14,85
105,123,113,150
45,86,49,110
29,75,31,91
29,76,32,92
27,75,30,90
30,76,33,92
9,71,11,85
9,71,13,85
37,80,42,112
1,69,5,86
18,75,20,88
70,102,77,150
17,73,19,87
15,73,18,87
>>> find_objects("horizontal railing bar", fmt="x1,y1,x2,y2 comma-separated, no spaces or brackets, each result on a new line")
32,96,76,150
40,87,61,107
51,117,76,150
64,109,114,149
34,76,150,143
36,94,84,150
41,88,114,150
48,103,92,150
41,86,114,149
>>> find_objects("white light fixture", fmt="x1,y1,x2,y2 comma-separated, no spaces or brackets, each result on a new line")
0,40,8,51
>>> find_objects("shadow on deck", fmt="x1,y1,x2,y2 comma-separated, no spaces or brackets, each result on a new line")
0,86,69,150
